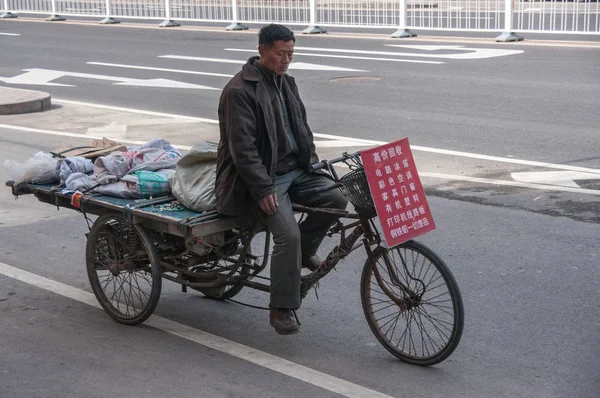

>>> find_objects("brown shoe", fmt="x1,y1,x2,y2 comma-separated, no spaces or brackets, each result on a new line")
269,307,300,335
302,254,323,272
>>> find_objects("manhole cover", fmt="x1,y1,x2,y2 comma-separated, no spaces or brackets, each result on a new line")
329,76,381,83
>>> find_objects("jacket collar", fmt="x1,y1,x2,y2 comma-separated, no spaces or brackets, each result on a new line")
242,56,262,82
242,56,284,83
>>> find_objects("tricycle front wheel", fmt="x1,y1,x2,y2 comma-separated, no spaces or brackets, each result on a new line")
86,214,162,325
361,241,464,366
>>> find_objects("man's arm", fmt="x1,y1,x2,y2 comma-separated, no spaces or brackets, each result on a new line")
222,87,275,204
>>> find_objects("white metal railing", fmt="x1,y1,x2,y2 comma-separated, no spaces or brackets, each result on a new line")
318,0,399,28
406,0,504,32
1,0,599,37
514,0,600,33
55,0,106,16
5,0,52,13
170,0,232,22
237,0,310,25
110,0,165,19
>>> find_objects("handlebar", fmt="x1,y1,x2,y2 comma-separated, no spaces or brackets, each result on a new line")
309,152,361,173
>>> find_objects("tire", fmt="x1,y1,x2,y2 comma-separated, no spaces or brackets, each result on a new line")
361,240,464,366
86,214,162,325
194,232,254,300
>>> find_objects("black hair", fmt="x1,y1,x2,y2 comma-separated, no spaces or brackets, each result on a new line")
258,24,295,48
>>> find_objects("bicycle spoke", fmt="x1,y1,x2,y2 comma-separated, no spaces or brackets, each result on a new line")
422,302,455,317
371,302,399,314
423,290,451,304
417,306,453,338
414,310,443,355
422,297,453,305
384,312,402,343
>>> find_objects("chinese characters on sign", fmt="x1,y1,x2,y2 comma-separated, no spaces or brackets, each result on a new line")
361,138,436,247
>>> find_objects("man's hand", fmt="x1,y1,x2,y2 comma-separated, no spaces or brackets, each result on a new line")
259,193,279,215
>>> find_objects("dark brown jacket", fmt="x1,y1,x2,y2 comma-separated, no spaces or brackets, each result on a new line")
215,56,319,216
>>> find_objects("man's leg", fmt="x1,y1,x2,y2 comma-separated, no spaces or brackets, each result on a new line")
289,171,349,258
263,170,303,310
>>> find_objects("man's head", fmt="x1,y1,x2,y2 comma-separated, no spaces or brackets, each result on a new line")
258,24,295,76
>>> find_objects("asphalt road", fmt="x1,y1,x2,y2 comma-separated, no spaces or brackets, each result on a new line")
1,19,599,398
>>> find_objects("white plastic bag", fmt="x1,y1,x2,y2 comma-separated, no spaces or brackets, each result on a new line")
169,142,217,212
3,152,59,184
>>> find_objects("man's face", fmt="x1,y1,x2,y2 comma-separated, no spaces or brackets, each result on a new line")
258,40,294,76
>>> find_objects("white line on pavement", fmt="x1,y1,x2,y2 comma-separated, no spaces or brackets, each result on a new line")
159,55,370,72
0,123,364,150
55,99,219,124
223,49,445,65
0,32,20,36
420,172,600,196
290,46,523,60
14,99,600,176
86,62,234,78
0,123,159,147
3,99,599,192
290,131,600,175
0,261,394,398
160,55,245,64
3,122,599,196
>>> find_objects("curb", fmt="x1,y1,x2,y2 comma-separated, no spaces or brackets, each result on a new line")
0,87,52,115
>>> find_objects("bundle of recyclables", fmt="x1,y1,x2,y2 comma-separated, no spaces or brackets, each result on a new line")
3,138,218,212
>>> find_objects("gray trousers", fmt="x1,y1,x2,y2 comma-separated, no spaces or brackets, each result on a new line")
264,169,348,309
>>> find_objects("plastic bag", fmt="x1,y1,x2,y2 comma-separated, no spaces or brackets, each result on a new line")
94,152,132,184
136,169,174,199
168,142,217,212
57,156,94,185
3,152,59,184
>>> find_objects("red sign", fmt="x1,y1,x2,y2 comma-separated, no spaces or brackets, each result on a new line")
361,138,436,247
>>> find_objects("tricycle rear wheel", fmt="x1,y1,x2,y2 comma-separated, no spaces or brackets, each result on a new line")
86,214,162,325
193,231,255,300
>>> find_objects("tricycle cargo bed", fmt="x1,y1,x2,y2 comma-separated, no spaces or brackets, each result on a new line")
5,181,254,237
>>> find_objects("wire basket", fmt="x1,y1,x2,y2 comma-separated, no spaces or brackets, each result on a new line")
339,168,377,218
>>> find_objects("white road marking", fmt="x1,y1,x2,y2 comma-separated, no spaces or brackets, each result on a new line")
0,122,360,151
314,140,373,148
307,131,600,175
2,122,599,196
421,172,600,196
0,32,20,36
0,68,220,90
0,261,394,398
4,99,599,194
54,99,219,124
0,69,74,87
510,171,600,188
0,123,152,147
159,55,369,72
224,49,444,65
288,45,523,60
19,99,600,176
387,45,466,51
160,55,245,64
87,62,234,78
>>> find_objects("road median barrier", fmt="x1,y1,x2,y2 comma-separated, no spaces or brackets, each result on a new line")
0,87,51,115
